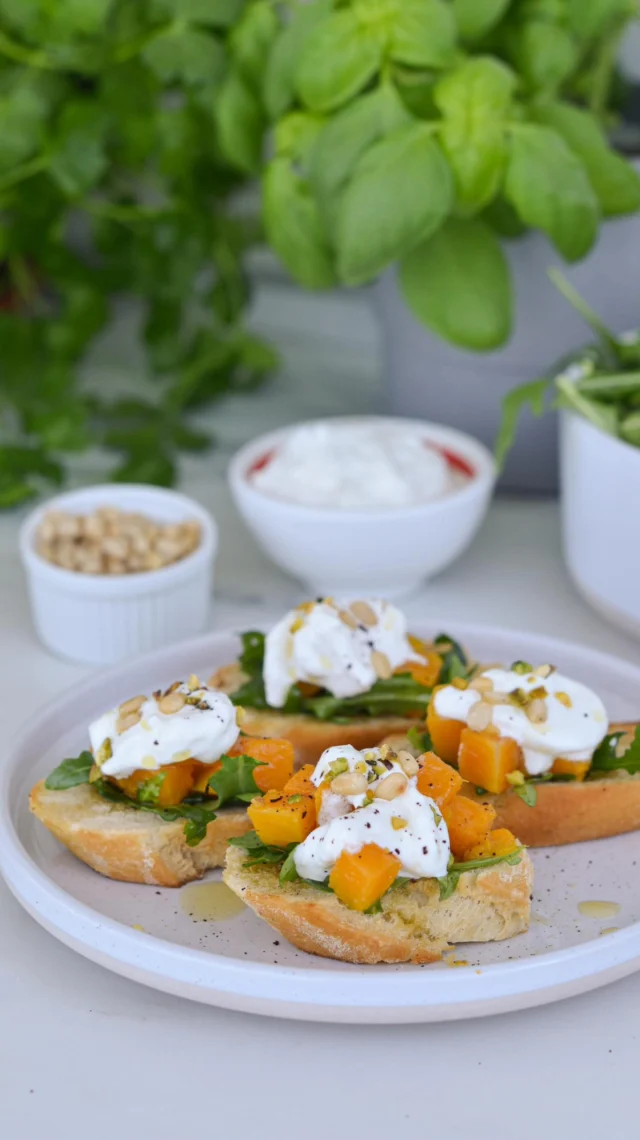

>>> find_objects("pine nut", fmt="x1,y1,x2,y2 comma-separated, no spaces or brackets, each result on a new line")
116,710,141,734
350,601,378,627
187,673,200,691
158,691,186,714
527,698,548,724
371,650,392,679
35,507,201,575
119,695,146,717
338,609,358,629
374,772,408,800
469,674,494,694
235,705,247,726
467,700,493,732
396,750,419,776
331,772,368,796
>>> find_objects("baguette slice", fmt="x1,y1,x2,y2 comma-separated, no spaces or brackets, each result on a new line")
382,724,640,847
223,845,533,965
210,663,419,768
30,780,249,887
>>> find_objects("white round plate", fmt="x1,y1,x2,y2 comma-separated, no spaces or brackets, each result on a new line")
2,623,640,1024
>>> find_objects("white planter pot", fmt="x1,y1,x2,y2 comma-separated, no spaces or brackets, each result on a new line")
561,411,640,637
374,189,640,492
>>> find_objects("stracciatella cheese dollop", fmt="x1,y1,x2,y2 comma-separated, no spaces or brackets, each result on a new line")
293,744,450,882
90,680,240,780
250,421,456,508
434,667,608,776
263,598,420,708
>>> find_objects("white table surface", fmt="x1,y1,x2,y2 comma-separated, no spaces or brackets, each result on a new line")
2,292,640,1138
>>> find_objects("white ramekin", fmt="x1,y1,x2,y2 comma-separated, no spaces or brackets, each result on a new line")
229,416,495,597
20,484,218,665
561,411,640,638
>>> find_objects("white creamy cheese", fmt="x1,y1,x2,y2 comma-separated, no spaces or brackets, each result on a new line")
434,667,609,776
263,598,420,708
251,421,456,509
89,682,240,780
293,744,451,882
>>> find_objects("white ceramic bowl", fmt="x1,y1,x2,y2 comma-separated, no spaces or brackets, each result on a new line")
561,411,640,637
20,484,217,665
229,416,495,597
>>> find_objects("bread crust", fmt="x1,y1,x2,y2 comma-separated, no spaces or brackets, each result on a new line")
223,846,533,965
382,725,640,847
29,780,250,887
209,662,422,768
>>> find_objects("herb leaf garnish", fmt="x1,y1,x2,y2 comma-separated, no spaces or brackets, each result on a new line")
207,752,264,808
93,778,218,847
591,727,640,775
44,751,94,790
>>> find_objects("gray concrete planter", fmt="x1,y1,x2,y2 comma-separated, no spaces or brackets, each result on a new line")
374,200,640,492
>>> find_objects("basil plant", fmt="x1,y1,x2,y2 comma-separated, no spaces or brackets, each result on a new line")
252,0,640,351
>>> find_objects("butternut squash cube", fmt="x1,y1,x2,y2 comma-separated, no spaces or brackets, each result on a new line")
426,684,467,764
552,757,590,782
229,735,294,792
115,761,195,807
443,796,496,859
458,728,521,794
416,751,463,807
395,644,443,689
283,764,316,797
462,828,521,863
191,761,220,794
247,789,316,847
329,843,401,912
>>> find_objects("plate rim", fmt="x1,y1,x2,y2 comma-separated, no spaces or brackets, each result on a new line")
3,620,640,1022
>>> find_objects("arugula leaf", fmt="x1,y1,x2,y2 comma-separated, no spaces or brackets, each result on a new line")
439,849,522,899
513,781,537,808
278,847,299,884
238,630,265,675
207,752,264,808
304,675,432,720
438,870,460,900
44,751,94,790
591,727,640,775
93,779,218,847
407,725,433,753
434,633,470,683
228,830,296,865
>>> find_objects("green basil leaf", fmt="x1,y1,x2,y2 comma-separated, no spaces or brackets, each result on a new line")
592,727,640,774
264,0,333,119
483,195,528,239
495,377,550,467
504,22,577,93
555,371,619,436
453,0,512,41
531,102,640,219
142,26,225,87
263,158,336,288
337,123,453,285
389,0,456,69
435,58,516,214
215,66,265,175
513,781,537,807
567,0,632,40
162,0,244,25
44,750,94,791
275,112,325,166
295,10,384,114
207,752,263,808
400,217,512,350
308,84,410,229
230,1,278,92
504,125,599,262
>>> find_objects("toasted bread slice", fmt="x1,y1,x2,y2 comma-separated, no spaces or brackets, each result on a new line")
382,724,640,847
223,845,533,965
29,780,249,887
209,663,419,768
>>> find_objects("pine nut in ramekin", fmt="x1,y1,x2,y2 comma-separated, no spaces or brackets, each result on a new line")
19,484,217,665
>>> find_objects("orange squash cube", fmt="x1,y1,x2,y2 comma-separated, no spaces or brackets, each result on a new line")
552,757,590,782
462,828,521,863
191,760,220,794
458,728,521,794
228,735,294,792
416,751,464,807
395,644,443,689
283,764,316,797
247,789,316,847
426,684,467,764
442,796,496,859
329,844,401,912
115,761,195,807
